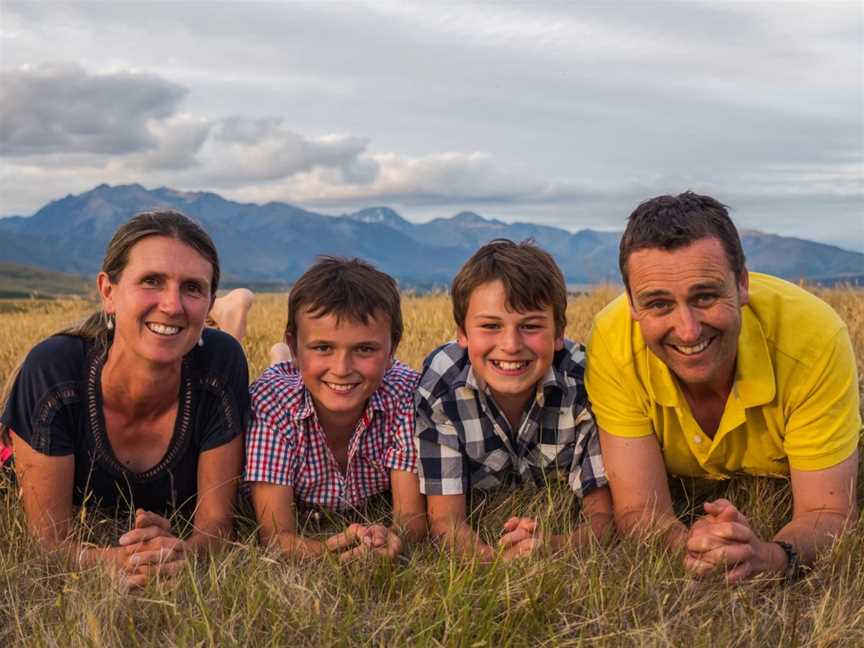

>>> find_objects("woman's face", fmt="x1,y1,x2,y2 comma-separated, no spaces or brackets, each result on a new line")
99,235,214,368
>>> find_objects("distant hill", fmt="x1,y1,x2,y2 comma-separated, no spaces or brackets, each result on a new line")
0,184,861,287
0,262,91,299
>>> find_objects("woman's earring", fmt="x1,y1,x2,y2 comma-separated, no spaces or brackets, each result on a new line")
105,313,114,331
198,336,204,347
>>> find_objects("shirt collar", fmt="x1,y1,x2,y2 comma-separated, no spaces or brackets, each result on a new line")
292,380,383,425
648,304,775,407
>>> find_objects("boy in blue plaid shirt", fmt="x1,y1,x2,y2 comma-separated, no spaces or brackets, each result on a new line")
415,239,611,560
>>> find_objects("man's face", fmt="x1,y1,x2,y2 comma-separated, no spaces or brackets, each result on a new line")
290,309,392,427
457,280,563,411
626,236,749,395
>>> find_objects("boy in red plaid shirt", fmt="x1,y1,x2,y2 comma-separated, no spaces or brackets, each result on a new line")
245,258,426,561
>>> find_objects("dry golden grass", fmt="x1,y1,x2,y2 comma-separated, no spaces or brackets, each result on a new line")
1,286,863,647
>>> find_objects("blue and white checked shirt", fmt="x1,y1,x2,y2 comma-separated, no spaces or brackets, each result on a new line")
415,340,607,498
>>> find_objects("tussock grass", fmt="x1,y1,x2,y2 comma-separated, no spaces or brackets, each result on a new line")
1,287,863,647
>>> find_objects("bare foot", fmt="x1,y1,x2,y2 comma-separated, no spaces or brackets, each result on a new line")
208,288,255,342
270,342,293,364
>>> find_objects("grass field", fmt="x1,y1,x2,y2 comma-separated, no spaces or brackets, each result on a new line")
1,287,863,647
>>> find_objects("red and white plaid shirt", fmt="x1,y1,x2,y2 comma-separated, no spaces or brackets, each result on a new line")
245,360,419,510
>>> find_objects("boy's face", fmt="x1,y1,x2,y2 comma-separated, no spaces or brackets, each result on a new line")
457,280,563,409
290,309,392,427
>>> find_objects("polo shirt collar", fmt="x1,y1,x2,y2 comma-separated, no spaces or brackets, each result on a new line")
647,304,775,408
732,305,775,406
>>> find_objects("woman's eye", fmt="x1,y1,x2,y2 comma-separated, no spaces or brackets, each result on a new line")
185,282,203,295
356,345,376,354
312,345,331,352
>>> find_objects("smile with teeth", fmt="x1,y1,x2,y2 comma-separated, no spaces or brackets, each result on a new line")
490,359,531,371
671,337,713,356
324,381,359,393
146,322,182,336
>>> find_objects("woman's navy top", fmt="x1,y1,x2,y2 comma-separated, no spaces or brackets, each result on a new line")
1,328,250,516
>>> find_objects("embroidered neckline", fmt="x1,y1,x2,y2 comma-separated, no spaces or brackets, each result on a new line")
86,345,193,482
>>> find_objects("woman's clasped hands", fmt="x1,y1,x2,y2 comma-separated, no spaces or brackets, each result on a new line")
118,509,187,587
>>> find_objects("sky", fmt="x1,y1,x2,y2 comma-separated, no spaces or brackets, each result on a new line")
1,1,862,250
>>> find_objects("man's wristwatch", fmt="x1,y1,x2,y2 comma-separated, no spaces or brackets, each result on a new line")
773,541,802,583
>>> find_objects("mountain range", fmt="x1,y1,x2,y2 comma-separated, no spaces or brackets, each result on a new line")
0,184,861,288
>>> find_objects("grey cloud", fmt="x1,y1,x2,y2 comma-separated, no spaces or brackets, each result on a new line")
0,62,187,156
215,116,284,144
204,117,377,184
129,120,212,171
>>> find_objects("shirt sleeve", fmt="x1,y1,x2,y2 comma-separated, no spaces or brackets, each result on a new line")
414,390,468,496
0,337,82,456
382,392,418,473
567,405,608,498
584,319,655,438
244,378,298,486
782,326,862,471
199,334,251,452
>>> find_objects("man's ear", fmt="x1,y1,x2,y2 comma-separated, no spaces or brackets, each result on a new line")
96,272,115,314
738,267,750,306
456,327,469,349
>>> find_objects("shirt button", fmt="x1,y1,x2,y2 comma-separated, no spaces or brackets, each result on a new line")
693,435,702,444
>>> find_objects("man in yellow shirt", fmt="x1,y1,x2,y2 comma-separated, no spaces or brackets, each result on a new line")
585,191,860,583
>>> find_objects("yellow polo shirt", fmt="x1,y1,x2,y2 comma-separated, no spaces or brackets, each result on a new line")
585,273,861,478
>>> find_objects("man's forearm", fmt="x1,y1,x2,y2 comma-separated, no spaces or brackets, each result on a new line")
773,508,859,566
615,508,689,550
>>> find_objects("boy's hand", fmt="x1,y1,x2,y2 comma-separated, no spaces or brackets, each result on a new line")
325,523,403,563
500,516,545,560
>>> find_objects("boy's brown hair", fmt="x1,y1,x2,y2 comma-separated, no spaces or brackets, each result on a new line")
286,256,403,351
451,239,567,337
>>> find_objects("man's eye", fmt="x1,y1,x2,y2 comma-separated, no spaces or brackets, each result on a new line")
480,323,501,330
356,345,376,354
185,282,203,295
142,276,160,287
520,323,542,331
646,301,672,312
312,345,331,352
693,294,717,307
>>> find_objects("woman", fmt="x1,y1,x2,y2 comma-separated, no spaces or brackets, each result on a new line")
0,210,251,586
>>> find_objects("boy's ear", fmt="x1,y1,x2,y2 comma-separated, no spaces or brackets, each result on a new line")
555,335,565,351
456,327,469,349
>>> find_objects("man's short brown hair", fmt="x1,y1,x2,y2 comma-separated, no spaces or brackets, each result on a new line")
451,239,567,337
286,256,403,351
619,191,746,289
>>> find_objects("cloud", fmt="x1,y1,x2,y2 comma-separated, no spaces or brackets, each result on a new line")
197,116,378,185
0,62,188,156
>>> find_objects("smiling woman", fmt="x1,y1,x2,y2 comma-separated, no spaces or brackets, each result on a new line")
0,210,251,587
